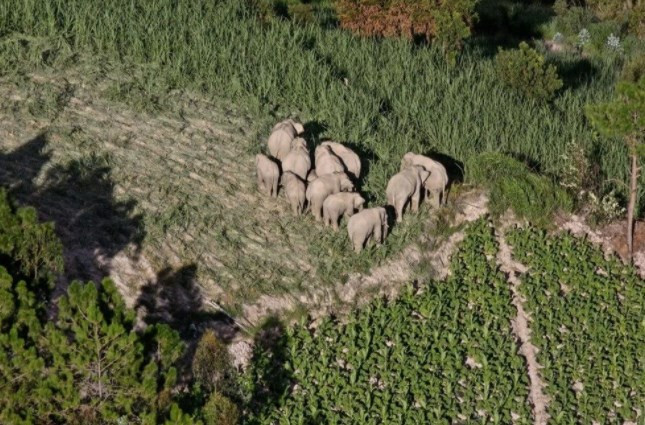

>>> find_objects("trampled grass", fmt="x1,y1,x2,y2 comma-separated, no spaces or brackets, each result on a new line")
0,0,640,214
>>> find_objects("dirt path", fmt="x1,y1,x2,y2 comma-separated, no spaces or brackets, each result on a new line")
495,220,550,425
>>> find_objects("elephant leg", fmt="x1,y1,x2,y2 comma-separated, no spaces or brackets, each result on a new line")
332,215,339,231
353,236,364,253
396,200,404,223
374,226,382,245
411,192,420,213
432,190,440,208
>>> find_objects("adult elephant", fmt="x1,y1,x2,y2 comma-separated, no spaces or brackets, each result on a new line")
319,141,361,180
267,119,305,161
400,152,449,207
347,207,388,253
306,172,354,221
386,165,430,222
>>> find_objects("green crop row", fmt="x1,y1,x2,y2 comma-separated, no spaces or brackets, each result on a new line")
507,228,645,424
244,219,531,424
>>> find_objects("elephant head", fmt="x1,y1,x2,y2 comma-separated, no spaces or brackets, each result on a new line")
291,137,308,152
353,194,365,211
339,174,354,192
400,152,416,170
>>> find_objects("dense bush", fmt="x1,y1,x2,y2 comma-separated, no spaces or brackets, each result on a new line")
0,189,62,284
203,392,240,425
495,42,563,101
466,152,572,225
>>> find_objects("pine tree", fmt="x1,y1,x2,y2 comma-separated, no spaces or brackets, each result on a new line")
586,75,645,260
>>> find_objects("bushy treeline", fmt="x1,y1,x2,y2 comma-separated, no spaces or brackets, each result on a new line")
0,190,241,424
0,0,638,216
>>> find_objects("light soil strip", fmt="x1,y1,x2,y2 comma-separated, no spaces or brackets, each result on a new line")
495,222,550,425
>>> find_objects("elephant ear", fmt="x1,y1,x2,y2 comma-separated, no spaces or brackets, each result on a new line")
293,122,305,135
420,169,431,183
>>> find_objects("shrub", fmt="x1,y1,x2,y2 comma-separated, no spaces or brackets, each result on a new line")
192,330,235,394
466,152,572,225
334,0,478,62
202,392,240,425
495,41,563,101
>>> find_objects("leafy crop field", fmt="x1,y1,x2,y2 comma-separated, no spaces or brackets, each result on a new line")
243,220,645,424
508,228,645,423
246,220,531,424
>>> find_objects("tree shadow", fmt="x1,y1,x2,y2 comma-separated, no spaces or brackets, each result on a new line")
470,0,555,57
505,151,542,173
135,264,238,343
0,133,145,284
246,316,292,422
552,56,600,91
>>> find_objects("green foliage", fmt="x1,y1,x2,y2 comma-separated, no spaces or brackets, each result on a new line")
508,228,645,423
202,392,240,425
495,42,563,102
466,153,572,225
586,76,645,152
0,0,634,213
192,330,236,396
0,189,62,283
245,220,531,424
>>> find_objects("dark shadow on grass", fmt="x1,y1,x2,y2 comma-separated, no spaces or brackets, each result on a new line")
553,56,600,91
246,316,293,422
470,0,555,58
135,264,239,343
0,133,145,284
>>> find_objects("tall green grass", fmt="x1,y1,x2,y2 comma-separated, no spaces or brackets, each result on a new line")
0,0,638,211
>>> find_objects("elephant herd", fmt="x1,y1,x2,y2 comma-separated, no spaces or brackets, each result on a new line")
255,119,449,252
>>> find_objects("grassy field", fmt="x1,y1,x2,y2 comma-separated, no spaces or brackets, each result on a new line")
0,0,640,318
0,67,439,318
0,0,638,207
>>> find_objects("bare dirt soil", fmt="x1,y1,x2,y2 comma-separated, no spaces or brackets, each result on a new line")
496,217,550,425
557,214,645,278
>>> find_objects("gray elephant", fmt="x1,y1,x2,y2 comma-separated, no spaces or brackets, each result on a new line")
400,152,448,207
386,165,430,222
281,171,306,215
306,172,354,221
320,141,361,180
314,145,345,176
347,207,388,253
255,154,280,197
291,137,308,152
267,119,304,161
282,145,311,181
322,192,365,230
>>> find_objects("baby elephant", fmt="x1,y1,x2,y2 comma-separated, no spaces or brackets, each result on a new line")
347,207,389,253
255,154,280,197
386,165,430,222
306,172,354,221
281,171,306,215
323,192,365,231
